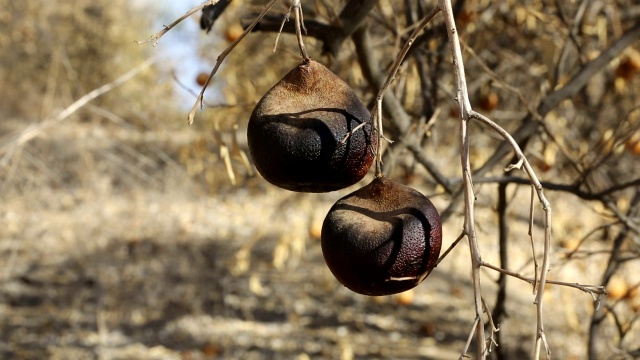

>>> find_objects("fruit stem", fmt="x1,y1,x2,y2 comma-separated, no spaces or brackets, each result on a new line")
293,0,310,62
374,101,384,178
371,7,440,178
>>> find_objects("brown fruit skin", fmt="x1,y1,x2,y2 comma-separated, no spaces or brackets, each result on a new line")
321,177,442,296
247,60,376,192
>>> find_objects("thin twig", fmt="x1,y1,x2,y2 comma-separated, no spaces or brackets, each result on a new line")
470,109,553,359
459,316,481,360
352,25,412,137
170,70,254,109
136,0,217,46
528,185,540,295
293,0,309,61
481,261,608,298
482,296,500,354
420,231,466,282
463,175,640,201
272,6,292,53
370,6,441,176
187,0,281,125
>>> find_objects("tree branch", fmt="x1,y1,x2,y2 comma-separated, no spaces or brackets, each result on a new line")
243,0,378,55
438,0,487,357
477,21,640,176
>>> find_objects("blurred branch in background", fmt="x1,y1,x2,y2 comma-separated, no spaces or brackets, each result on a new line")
0,59,157,170
477,21,640,177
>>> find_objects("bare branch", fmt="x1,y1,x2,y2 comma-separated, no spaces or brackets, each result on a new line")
136,0,217,46
292,0,309,61
481,261,608,297
370,6,441,176
459,316,481,360
467,176,640,201
244,0,378,55
469,109,553,359
421,231,466,283
477,21,640,176
187,0,281,125
438,0,487,357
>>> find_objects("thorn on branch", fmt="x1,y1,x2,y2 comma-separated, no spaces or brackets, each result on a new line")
340,122,367,144
504,158,524,172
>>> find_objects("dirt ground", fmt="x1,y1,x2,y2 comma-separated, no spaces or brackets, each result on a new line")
0,118,635,360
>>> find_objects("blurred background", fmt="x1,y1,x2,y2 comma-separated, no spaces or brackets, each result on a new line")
0,0,639,359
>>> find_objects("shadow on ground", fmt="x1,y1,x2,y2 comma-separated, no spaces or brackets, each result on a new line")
1,228,479,360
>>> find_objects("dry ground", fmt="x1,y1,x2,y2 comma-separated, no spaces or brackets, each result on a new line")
0,116,636,360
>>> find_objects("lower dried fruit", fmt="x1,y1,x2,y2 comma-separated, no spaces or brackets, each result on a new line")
321,176,442,296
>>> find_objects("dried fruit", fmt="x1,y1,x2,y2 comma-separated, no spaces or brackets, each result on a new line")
225,23,244,43
321,177,442,296
615,56,640,81
196,72,208,86
607,276,629,300
478,92,499,112
247,60,376,192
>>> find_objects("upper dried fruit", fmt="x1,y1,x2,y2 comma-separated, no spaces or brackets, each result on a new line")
247,60,376,192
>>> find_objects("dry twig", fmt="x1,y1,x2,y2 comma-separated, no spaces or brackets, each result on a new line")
436,0,487,357
187,0,281,125
136,0,218,46
370,6,441,176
